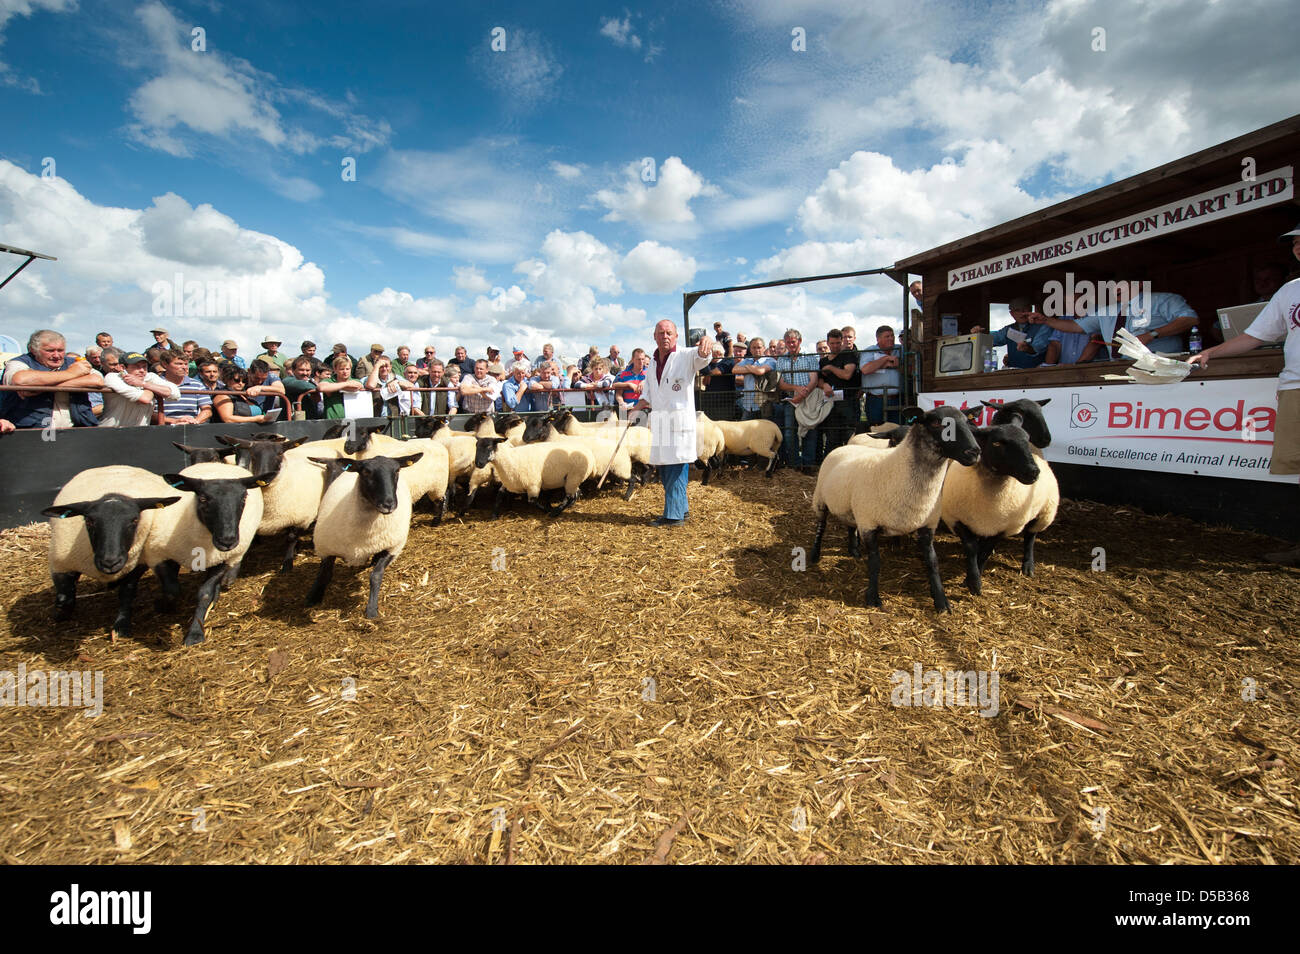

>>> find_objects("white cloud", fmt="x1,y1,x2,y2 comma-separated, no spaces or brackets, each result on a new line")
452,265,491,293
599,16,641,49
550,160,583,181
593,156,720,227
474,27,563,107
516,229,622,300
0,0,72,91
620,240,697,294
125,1,389,160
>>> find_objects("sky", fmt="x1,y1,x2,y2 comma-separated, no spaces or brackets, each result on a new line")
1,0,1298,364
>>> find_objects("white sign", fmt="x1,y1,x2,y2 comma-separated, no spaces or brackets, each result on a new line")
921,377,1288,482
947,167,1294,290
342,390,374,419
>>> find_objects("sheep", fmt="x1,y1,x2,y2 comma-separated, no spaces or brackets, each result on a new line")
847,422,908,447
551,410,652,492
940,420,1060,594
985,398,1052,449
283,423,404,463
145,462,273,645
523,413,634,494
809,406,981,612
472,436,591,517
392,437,452,523
694,412,726,484
305,453,423,618
42,466,181,641
712,417,783,476
173,442,236,466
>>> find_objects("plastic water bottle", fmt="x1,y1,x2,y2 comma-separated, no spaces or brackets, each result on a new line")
983,348,995,373
1188,326,1202,355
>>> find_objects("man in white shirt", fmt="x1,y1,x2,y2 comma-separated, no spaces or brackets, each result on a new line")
1191,221,1300,564
100,352,181,426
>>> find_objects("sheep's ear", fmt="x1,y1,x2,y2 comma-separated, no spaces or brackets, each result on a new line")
43,502,87,519
138,496,183,510
396,453,423,468
172,441,195,455
979,400,1000,410
490,436,507,445
900,406,925,426
307,455,351,471
216,434,250,447
162,473,195,491
240,473,277,489
321,423,349,439
865,431,892,441
1036,398,1051,407
960,405,983,423
283,436,310,450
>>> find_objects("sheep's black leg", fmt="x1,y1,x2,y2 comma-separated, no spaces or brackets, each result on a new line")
623,468,638,500
153,560,181,612
490,490,507,520
365,549,396,619
433,492,446,527
221,560,241,590
1021,530,1037,577
764,453,777,477
954,522,983,595
916,527,950,613
551,494,578,517
279,529,302,574
184,564,227,646
305,556,336,608
977,537,998,572
698,460,711,486
809,510,828,565
847,525,860,558
444,480,457,512
863,529,882,608
459,487,477,517
52,571,79,616
110,565,146,642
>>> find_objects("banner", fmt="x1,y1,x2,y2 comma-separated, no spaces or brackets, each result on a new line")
946,167,1294,290
921,377,1290,482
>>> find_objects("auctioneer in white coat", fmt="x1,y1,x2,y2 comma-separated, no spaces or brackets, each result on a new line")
640,344,713,466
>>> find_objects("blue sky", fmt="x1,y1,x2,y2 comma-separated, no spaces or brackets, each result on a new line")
2,0,1298,362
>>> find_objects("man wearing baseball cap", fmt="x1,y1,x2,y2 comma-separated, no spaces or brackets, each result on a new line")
100,351,180,427
1192,221,1300,564
485,346,506,381
256,336,288,374
219,339,246,370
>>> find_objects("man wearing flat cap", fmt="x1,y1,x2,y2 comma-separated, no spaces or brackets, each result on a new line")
256,336,288,374
146,326,179,353
355,343,387,381
218,338,246,370
1192,220,1300,565
485,346,506,381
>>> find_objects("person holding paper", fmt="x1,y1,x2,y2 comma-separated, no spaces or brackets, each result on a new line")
972,297,1053,368
320,354,366,420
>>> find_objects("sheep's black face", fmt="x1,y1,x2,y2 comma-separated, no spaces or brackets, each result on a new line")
164,474,270,552
413,417,440,439
44,494,182,574
354,454,422,514
986,398,1052,448
522,417,550,444
473,437,504,470
923,407,981,466
976,424,1040,485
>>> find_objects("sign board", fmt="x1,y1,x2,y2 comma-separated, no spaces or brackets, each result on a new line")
947,167,1295,290
921,377,1288,482
342,390,374,419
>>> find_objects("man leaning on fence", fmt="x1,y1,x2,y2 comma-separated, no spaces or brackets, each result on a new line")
1,330,102,430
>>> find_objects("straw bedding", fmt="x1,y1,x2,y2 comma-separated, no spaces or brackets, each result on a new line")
0,469,1296,864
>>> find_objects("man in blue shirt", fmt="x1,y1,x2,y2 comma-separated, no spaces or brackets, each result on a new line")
859,325,903,425
1031,281,1197,356
773,328,821,471
973,297,1054,368
732,337,776,420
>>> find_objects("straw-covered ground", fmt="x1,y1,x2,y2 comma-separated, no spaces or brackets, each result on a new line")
0,468,1296,864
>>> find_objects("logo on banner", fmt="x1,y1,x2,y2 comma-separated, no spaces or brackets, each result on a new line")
1070,393,1098,428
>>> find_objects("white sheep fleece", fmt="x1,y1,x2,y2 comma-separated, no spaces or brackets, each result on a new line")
387,438,449,503
48,466,178,582
490,442,591,500
694,413,725,461
540,432,630,481
713,418,782,459
941,456,1059,539
259,455,329,536
563,417,651,465
813,432,952,536
143,463,264,570
312,468,414,566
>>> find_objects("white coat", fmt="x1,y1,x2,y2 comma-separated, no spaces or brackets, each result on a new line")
642,347,713,465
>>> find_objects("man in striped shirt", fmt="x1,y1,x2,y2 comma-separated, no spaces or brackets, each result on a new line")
160,352,212,424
